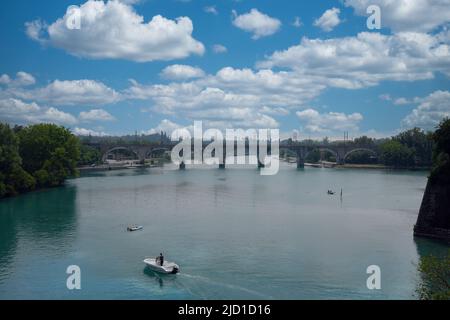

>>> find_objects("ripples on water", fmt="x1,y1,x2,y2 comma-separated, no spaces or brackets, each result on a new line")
0,163,448,299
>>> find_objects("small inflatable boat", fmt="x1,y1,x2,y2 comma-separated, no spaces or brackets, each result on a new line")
127,225,143,232
144,258,180,274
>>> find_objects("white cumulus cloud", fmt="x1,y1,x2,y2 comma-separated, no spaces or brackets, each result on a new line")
258,31,450,89
25,0,205,62
204,6,218,15
0,98,77,125
344,0,450,32
125,66,323,123
402,90,450,129
79,109,115,122
73,127,109,136
212,44,227,54
160,65,205,80
232,9,281,39
0,72,36,87
10,79,121,106
296,109,363,133
143,119,186,135
314,7,341,32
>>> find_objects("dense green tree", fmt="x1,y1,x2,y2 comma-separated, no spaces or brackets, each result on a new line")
353,136,375,147
433,118,450,155
305,150,320,163
0,124,35,197
305,149,335,163
346,150,378,164
379,140,415,167
4,164,36,195
416,251,450,300
33,169,50,187
0,124,21,173
78,145,101,166
430,118,450,182
17,124,80,187
394,128,433,166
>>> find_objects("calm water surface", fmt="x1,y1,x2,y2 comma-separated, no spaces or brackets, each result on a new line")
0,163,448,299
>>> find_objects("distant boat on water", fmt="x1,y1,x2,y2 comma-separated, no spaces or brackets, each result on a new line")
127,225,143,232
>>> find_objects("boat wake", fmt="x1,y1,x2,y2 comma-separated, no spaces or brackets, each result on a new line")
178,273,273,299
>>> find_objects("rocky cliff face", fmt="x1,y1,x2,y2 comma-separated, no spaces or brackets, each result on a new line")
414,178,450,243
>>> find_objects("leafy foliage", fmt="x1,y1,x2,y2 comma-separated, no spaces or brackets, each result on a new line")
430,118,450,183
345,150,378,164
433,118,450,155
416,119,450,300
393,128,433,167
416,251,450,300
305,149,336,163
0,123,80,198
372,128,432,168
353,136,375,147
17,124,80,176
379,140,415,168
78,145,101,166
0,124,36,197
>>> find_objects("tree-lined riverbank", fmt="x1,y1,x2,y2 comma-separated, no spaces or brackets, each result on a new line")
0,122,445,199
283,127,434,169
0,123,80,199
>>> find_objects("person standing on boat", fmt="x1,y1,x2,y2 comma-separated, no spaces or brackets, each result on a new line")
158,253,164,266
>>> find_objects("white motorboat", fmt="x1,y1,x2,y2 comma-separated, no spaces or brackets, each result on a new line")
144,258,180,274
127,225,143,232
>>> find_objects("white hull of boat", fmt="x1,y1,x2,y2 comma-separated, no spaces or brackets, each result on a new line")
144,258,180,274
127,226,143,232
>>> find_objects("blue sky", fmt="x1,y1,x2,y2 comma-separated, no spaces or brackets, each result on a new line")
0,0,449,139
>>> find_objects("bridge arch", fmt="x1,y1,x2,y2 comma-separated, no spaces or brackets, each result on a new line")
279,147,298,156
102,147,139,162
146,147,171,159
304,147,339,162
343,148,378,161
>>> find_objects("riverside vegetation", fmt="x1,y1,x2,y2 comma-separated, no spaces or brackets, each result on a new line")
0,122,446,199
415,118,450,300
0,123,80,198
284,127,434,168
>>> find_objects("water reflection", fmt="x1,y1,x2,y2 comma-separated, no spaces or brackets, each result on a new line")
414,237,449,258
0,186,78,269
0,213,18,277
143,267,178,289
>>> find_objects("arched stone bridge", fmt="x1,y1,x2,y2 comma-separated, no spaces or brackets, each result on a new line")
280,144,378,168
86,143,177,163
85,142,378,169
